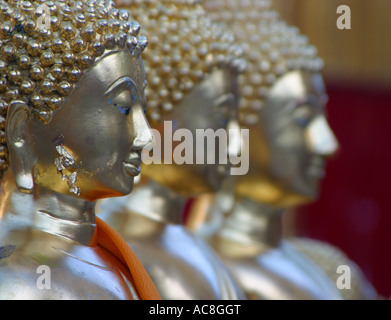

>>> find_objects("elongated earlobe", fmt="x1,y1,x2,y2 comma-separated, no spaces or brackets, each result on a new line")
6,101,36,193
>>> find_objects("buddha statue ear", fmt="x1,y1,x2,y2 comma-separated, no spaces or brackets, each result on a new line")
6,101,36,193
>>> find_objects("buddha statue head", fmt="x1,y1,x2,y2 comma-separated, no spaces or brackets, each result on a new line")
0,0,152,202
203,0,339,207
116,0,245,196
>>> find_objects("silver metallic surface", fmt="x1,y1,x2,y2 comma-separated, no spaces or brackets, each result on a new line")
193,71,375,299
189,71,348,299
99,179,245,300
210,197,342,300
0,50,151,300
142,69,241,196
290,238,378,300
190,0,377,300
99,69,245,300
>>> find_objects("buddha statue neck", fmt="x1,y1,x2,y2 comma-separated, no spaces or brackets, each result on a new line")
119,179,187,225
0,172,96,246
213,196,283,256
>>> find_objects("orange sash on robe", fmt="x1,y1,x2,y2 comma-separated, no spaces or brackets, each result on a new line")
96,217,161,300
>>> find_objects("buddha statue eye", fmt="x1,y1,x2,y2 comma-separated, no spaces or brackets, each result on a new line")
113,103,131,116
213,93,235,119
291,95,320,128
293,105,313,128
129,86,138,105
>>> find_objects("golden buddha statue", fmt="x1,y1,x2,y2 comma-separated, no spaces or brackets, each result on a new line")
191,0,377,300
99,0,246,299
0,0,160,300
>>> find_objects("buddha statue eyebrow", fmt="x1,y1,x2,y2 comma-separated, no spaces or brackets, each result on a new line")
105,77,139,96
105,76,144,114
213,93,235,107
275,94,320,119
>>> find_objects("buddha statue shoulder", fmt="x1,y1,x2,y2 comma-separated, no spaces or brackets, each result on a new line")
100,0,246,299
0,0,159,300
198,0,377,300
99,179,244,300
288,237,378,300
208,196,376,300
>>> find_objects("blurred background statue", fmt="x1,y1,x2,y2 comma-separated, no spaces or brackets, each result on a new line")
186,0,378,300
0,0,160,300
99,0,246,299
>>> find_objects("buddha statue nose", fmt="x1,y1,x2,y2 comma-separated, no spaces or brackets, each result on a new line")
305,115,339,157
132,104,154,152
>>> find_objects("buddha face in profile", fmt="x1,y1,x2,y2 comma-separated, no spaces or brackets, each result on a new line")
242,70,339,205
201,0,339,206
0,1,152,201
143,67,241,195
118,0,245,196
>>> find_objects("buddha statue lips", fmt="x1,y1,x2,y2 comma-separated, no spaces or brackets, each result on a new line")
0,0,159,300
123,152,142,177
